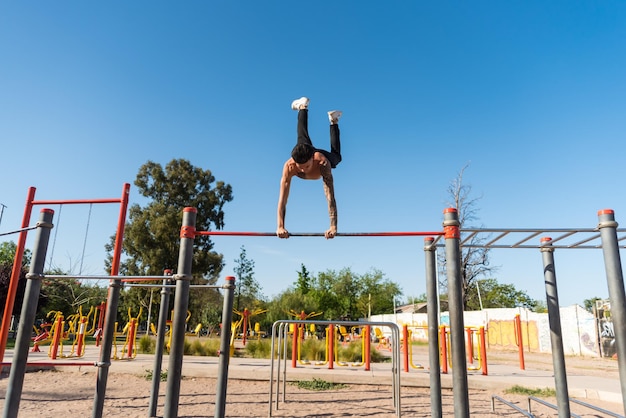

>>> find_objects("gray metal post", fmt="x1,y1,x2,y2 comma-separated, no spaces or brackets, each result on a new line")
3,209,54,418
597,209,626,412
92,278,123,417
540,237,571,418
148,270,173,417
164,207,197,418
443,208,470,418
424,237,442,418
215,276,236,418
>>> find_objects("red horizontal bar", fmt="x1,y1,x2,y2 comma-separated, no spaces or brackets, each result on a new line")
197,231,444,237
31,198,122,205
1,362,95,367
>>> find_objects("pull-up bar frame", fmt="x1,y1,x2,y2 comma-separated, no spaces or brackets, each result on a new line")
197,231,444,237
0,183,131,367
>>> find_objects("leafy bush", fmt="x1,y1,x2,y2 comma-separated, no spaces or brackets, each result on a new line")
137,335,155,354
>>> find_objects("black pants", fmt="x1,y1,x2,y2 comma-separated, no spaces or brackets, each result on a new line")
297,109,342,168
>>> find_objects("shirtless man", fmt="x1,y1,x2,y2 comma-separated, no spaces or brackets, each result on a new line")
277,97,343,239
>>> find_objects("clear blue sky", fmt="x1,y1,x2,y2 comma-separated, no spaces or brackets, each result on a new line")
1,2,625,307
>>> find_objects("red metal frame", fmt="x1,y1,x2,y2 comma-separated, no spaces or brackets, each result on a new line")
0,183,130,364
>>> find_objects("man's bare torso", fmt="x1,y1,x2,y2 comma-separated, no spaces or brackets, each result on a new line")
285,151,329,180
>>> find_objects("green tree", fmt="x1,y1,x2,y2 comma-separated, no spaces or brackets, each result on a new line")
308,268,402,320
295,264,312,295
465,278,539,311
233,246,263,310
106,159,233,327
355,269,401,318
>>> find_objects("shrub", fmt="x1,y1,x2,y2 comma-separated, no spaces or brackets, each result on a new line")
137,335,155,354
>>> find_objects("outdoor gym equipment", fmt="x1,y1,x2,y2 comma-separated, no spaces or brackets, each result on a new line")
233,307,268,346
5,200,626,418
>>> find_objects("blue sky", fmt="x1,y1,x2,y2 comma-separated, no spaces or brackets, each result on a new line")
1,2,625,307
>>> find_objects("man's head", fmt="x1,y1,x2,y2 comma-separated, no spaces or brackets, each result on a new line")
291,143,315,164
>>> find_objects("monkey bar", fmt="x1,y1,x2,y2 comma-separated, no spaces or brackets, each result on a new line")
197,231,445,237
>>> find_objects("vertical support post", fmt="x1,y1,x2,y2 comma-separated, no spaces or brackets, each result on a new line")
479,326,488,376
50,315,63,359
291,325,298,368
0,187,36,364
3,208,54,418
215,276,236,418
424,236,442,417
440,326,448,374
402,324,409,372
148,270,173,417
95,301,106,346
515,314,525,370
443,207,470,418
328,324,335,370
364,325,371,371
163,207,197,418
597,209,626,412
93,182,130,418
466,328,474,365
540,237,571,418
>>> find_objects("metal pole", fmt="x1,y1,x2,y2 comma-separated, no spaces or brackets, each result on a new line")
2,209,54,418
539,237,571,418
443,208,470,418
92,184,130,418
424,236,442,418
92,279,123,418
215,276,236,418
163,208,196,418
148,270,173,417
597,209,626,412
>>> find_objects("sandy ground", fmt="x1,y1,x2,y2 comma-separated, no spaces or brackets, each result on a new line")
0,370,531,417
0,348,624,417
0,368,621,418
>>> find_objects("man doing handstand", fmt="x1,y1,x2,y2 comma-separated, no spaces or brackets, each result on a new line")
277,96,342,239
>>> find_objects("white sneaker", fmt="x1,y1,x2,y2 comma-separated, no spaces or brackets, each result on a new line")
327,110,342,124
291,97,310,110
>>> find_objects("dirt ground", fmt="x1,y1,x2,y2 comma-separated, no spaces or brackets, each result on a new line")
0,370,545,417
0,350,623,417
0,369,620,417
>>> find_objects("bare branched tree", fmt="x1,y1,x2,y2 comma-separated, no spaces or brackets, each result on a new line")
438,163,498,309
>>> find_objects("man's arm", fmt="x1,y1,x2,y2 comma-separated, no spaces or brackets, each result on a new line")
320,163,337,239
277,162,293,238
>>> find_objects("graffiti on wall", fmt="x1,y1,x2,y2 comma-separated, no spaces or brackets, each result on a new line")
487,319,539,350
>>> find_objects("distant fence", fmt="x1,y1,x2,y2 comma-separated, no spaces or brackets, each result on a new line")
371,305,608,357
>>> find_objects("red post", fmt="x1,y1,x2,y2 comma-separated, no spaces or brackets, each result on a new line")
291,324,298,368
328,324,334,370
364,325,371,371
50,315,64,360
403,324,409,372
466,327,474,364
0,187,36,363
242,309,249,346
76,316,87,356
95,301,106,346
110,183,130,277
479,326,488,375
127,319,136,358
440,326,448,374
514,314,525,370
